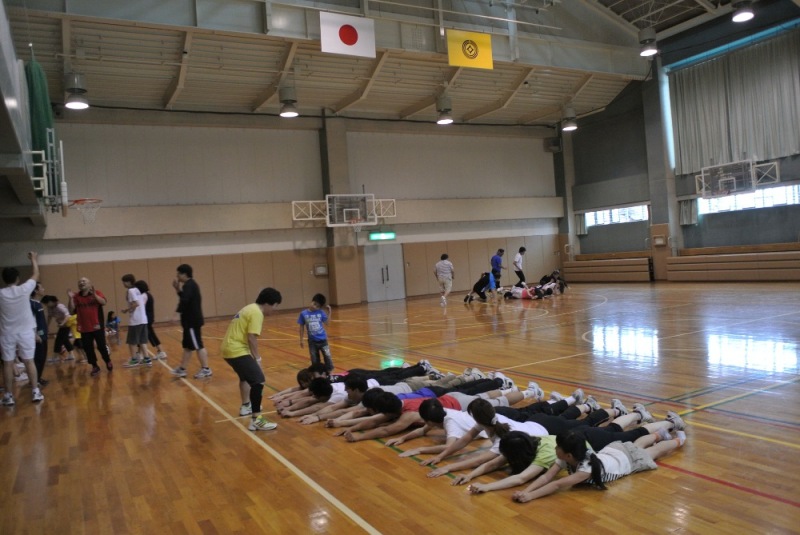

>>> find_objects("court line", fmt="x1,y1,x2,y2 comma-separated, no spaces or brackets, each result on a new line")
157,361,382,535
658,462,800,508
678,419,800,450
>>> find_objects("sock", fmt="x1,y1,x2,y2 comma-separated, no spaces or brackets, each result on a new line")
675,431,686,446
522,390,536,399
499,388,515,396
655,428,671,442
564,396,576,405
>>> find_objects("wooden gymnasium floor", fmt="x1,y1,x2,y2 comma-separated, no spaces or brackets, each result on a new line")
1,282,799,534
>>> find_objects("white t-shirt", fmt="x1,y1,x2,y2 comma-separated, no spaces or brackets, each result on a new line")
126,287,148,326
434,260,454,280
329,382,348,404
0,279,37,335
558,443,633,486
513,253,524,271
485,414,548,454
443,409,488,440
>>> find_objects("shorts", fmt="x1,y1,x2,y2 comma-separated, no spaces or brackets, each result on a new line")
0,331,36,361
605,441,657,474
224,354,265,386
438,277,453,293
182,326,204,350
126,324,149,345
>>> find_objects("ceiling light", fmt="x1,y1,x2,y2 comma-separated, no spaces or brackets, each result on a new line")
278,87,299,118
436,95,453,125
65,93,89,110
732,1,754,22
561,107,577,132
63,72,90,110
638,27,658,58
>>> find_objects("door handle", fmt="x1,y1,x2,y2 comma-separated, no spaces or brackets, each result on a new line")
385,265,389,282
381,267,385,284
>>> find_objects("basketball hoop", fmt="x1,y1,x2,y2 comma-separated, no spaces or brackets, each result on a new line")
70,198,103,224
351,219,364,233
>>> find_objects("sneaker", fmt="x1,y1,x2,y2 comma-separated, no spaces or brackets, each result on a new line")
440,296,446,306
491,372,515,390
38,379,49,388
632,403,654,423
32,388,44,403
240,403,253,416
143,357,153,367
549,391,564,402
48,357,60,364
249,415,278,432
123,357,142,368
64,354,75,361
666,410,686,431
155,351,167,360
90,366,101,377
194,367,213,379
464,368,486,380
464,294,470,303
584,395,601,412
526,381,545,401
171,367,188,378
428,370,444,380
611,398,628,416
656,427,672,442
1,393,14,406
106,361,114,372
419,360,432,374
468,295,474,303
571,388,586,405
15,372,29,383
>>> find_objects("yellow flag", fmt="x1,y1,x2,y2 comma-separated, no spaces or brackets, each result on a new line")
447,29,493,70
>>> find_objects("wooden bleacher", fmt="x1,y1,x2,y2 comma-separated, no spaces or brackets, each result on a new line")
667,243,800,281
563,250,652,282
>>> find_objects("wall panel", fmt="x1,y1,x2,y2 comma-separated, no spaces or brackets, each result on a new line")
425,242,449,295
271,250,305,310
466,239,490,285
146,257,182,323
299,249,330,306
212,254,247,318
242,252,275,304
402,243,429,297
445,241,471,293
39,264,78,304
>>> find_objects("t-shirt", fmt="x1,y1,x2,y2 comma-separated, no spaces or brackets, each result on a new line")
297,308,328,342
126,287,148,326
513,252,524,271
491,254,503,272
530,435,557,470
434,260,454,280
72,290,106,333
220,303,263,359
443,409,488,440
0,279,37,335
557,442,633,486
329,382,348,404
486,414,548,454
66,315,80,340
397,387,437,400
177,278,204,328
48,303,71,325
402,395,460,413
30,299,47,337
143,291,155,325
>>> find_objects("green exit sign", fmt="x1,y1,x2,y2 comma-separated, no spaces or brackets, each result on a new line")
368,231,396,241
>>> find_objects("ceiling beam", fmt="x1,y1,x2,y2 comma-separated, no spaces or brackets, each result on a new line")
462,67,534,122
518,104,561,125
398,67,463,119
657,5,732,39
252,42,298,112
332,51,390,113
579,0,638,38
61,18,72,75
163,32,193,109
692,0,717,13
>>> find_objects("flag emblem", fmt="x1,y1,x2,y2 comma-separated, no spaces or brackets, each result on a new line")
320,12,376,58
447,29,493,70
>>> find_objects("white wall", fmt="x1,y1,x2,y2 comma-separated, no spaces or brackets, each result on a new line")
60,123,322,205
347,131,556,199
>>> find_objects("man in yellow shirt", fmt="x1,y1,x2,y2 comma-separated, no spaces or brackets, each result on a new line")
220,287,282,432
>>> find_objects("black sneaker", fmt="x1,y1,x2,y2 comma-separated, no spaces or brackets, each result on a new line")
90,366,101,377
464,294,470,303
106,361,114,372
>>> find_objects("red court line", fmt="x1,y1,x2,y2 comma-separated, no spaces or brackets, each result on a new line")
658,462,800,508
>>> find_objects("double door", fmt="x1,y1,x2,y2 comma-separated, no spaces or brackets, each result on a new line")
364,243,406,302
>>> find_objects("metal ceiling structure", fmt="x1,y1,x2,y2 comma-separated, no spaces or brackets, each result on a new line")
3,0,758,127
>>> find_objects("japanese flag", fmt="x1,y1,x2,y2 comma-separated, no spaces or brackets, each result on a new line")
320,12,376,58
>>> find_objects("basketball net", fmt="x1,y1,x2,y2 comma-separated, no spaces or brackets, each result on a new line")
70,198,103,224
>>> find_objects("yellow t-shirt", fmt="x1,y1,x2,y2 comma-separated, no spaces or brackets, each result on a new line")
66,314,81,340
220,303,264,359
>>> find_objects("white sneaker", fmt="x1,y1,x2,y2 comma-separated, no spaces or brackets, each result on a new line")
549,391,564,402
170,367,188,378
15,372,29,383
491,372,515,390
584,395,601,412
526,382,544,401
419,360,432,374
240,403,253,416
611,398,629,416
440,296,446,306
155,351,167,360
571,388,586,405
193,368,213,379
632,403,654,423
249,415,277,431
1,393,14,406
32,388,44,403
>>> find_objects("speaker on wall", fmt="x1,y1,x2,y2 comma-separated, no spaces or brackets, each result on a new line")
544,137,562,153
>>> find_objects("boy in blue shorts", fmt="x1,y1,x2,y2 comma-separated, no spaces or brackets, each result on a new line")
298,293,333,372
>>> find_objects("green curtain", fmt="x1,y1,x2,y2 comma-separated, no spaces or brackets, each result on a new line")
24,57,54,153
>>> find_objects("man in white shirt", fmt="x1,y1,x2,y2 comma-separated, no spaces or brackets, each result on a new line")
0,252,43,405
121,274,151,367
513,247,527,288
433,254,455,306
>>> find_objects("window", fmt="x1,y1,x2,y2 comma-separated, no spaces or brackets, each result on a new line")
698,184,800,214
584,205,649,228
